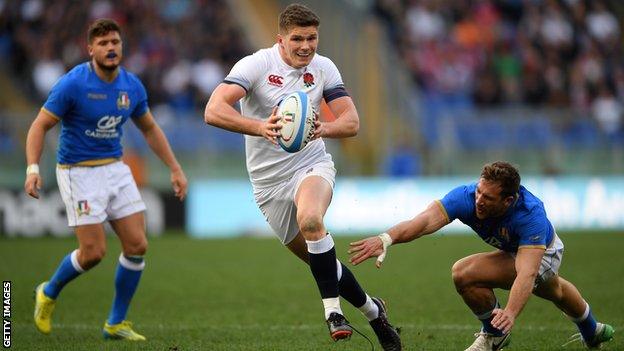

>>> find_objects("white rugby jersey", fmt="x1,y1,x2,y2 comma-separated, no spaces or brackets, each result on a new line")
224,44,348,189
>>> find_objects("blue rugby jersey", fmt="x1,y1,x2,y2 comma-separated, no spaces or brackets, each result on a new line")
42,62,148,165
438,183,554,252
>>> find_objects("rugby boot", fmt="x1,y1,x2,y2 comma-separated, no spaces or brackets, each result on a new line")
34,282,55,334
103,320,146,341
369,297,402,351
326,312,353,341
465,331,511,351
585,323,615,349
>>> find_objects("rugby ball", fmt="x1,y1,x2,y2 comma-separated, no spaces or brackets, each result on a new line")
277,91,316,153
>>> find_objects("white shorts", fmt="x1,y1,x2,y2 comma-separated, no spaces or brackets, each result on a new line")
253,160,336,245
56,161,146,227
511,233,564,289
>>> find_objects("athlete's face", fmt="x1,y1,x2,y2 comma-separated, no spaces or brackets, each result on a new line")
475,179,514,219
278,26,318,68
88,31,122,72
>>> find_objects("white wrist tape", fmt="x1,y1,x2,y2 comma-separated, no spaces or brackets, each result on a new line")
26,164,40,175
376,232,393,264
379,232,393,248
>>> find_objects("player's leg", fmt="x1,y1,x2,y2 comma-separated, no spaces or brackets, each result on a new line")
287,234,381,320
534,277,614,347
295,175,353,340
102,212,147,341
532,234,613,348
451,251,515,351
35,223,107,334
44,224,107,297
102,161,147,341
35,166,109,334
293,175,401,349
534,276,586,321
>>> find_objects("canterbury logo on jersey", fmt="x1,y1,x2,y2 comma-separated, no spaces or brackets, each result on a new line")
85,115,123,139
268,74,283,87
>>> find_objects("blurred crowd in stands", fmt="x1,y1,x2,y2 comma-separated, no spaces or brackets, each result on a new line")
0,0,248,113
374,0,624,138
0,0,622,178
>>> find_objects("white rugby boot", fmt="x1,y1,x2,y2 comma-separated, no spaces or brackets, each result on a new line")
464,331,511,351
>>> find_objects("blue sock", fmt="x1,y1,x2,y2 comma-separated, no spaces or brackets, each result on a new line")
573,303,597,342
43,250,84,299
107,254,145,325
478,300,504,336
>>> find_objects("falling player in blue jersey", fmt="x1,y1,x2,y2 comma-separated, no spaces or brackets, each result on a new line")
349,161,614,350
24,19,187,341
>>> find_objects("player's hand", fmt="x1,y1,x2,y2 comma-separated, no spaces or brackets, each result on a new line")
24,173,43,199
491,308,515,334
260,107,282,145
312,108,324,140
170,168,188,201
349,235,388,268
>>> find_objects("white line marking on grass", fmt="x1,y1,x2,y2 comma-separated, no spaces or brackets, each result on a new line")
15,322,597,332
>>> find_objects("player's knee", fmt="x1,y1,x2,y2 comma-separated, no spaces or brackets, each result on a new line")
451,259,472,291
79,246,106,269
124,238,148,256
536,277,564,302
297,212,324,237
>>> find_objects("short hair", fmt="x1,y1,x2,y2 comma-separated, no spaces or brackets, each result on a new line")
480,161,521,198
87,18,121,43
278,3,320,33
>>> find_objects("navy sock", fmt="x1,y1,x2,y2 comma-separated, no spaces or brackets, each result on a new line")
107,255,144,325
338,263,367,307
44,250,84,299
481,315,504,336
309,247,339,298
478,301,504,336
307,234,340,300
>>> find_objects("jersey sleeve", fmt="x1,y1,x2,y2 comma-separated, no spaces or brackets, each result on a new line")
42,75,74,119
131,79,149,119
515,207,549,249
224,53,267,93
320,57,349,103
438,185,474,222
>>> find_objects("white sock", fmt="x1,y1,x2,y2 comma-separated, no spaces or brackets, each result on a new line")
358,295,380,321
566,301,590,322
323,297,342,319
306,234,335,254
336,259,343,281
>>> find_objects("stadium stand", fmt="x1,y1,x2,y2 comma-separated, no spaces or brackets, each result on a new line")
0,0,622,182
2,0,248,109
373,0,624,172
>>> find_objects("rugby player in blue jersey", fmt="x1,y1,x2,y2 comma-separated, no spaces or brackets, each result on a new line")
349,161,614,350
24,19,187,341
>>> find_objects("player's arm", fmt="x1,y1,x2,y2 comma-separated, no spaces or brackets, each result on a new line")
204,83,281,144
349,200,449,267
132,111,187,200
491,247,544,333
315,96,359,139
24,109,59,199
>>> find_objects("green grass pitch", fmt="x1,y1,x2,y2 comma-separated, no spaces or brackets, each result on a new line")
1,232,622,350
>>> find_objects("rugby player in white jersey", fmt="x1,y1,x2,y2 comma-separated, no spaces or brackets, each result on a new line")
204,3,401,350
25,19,187,341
